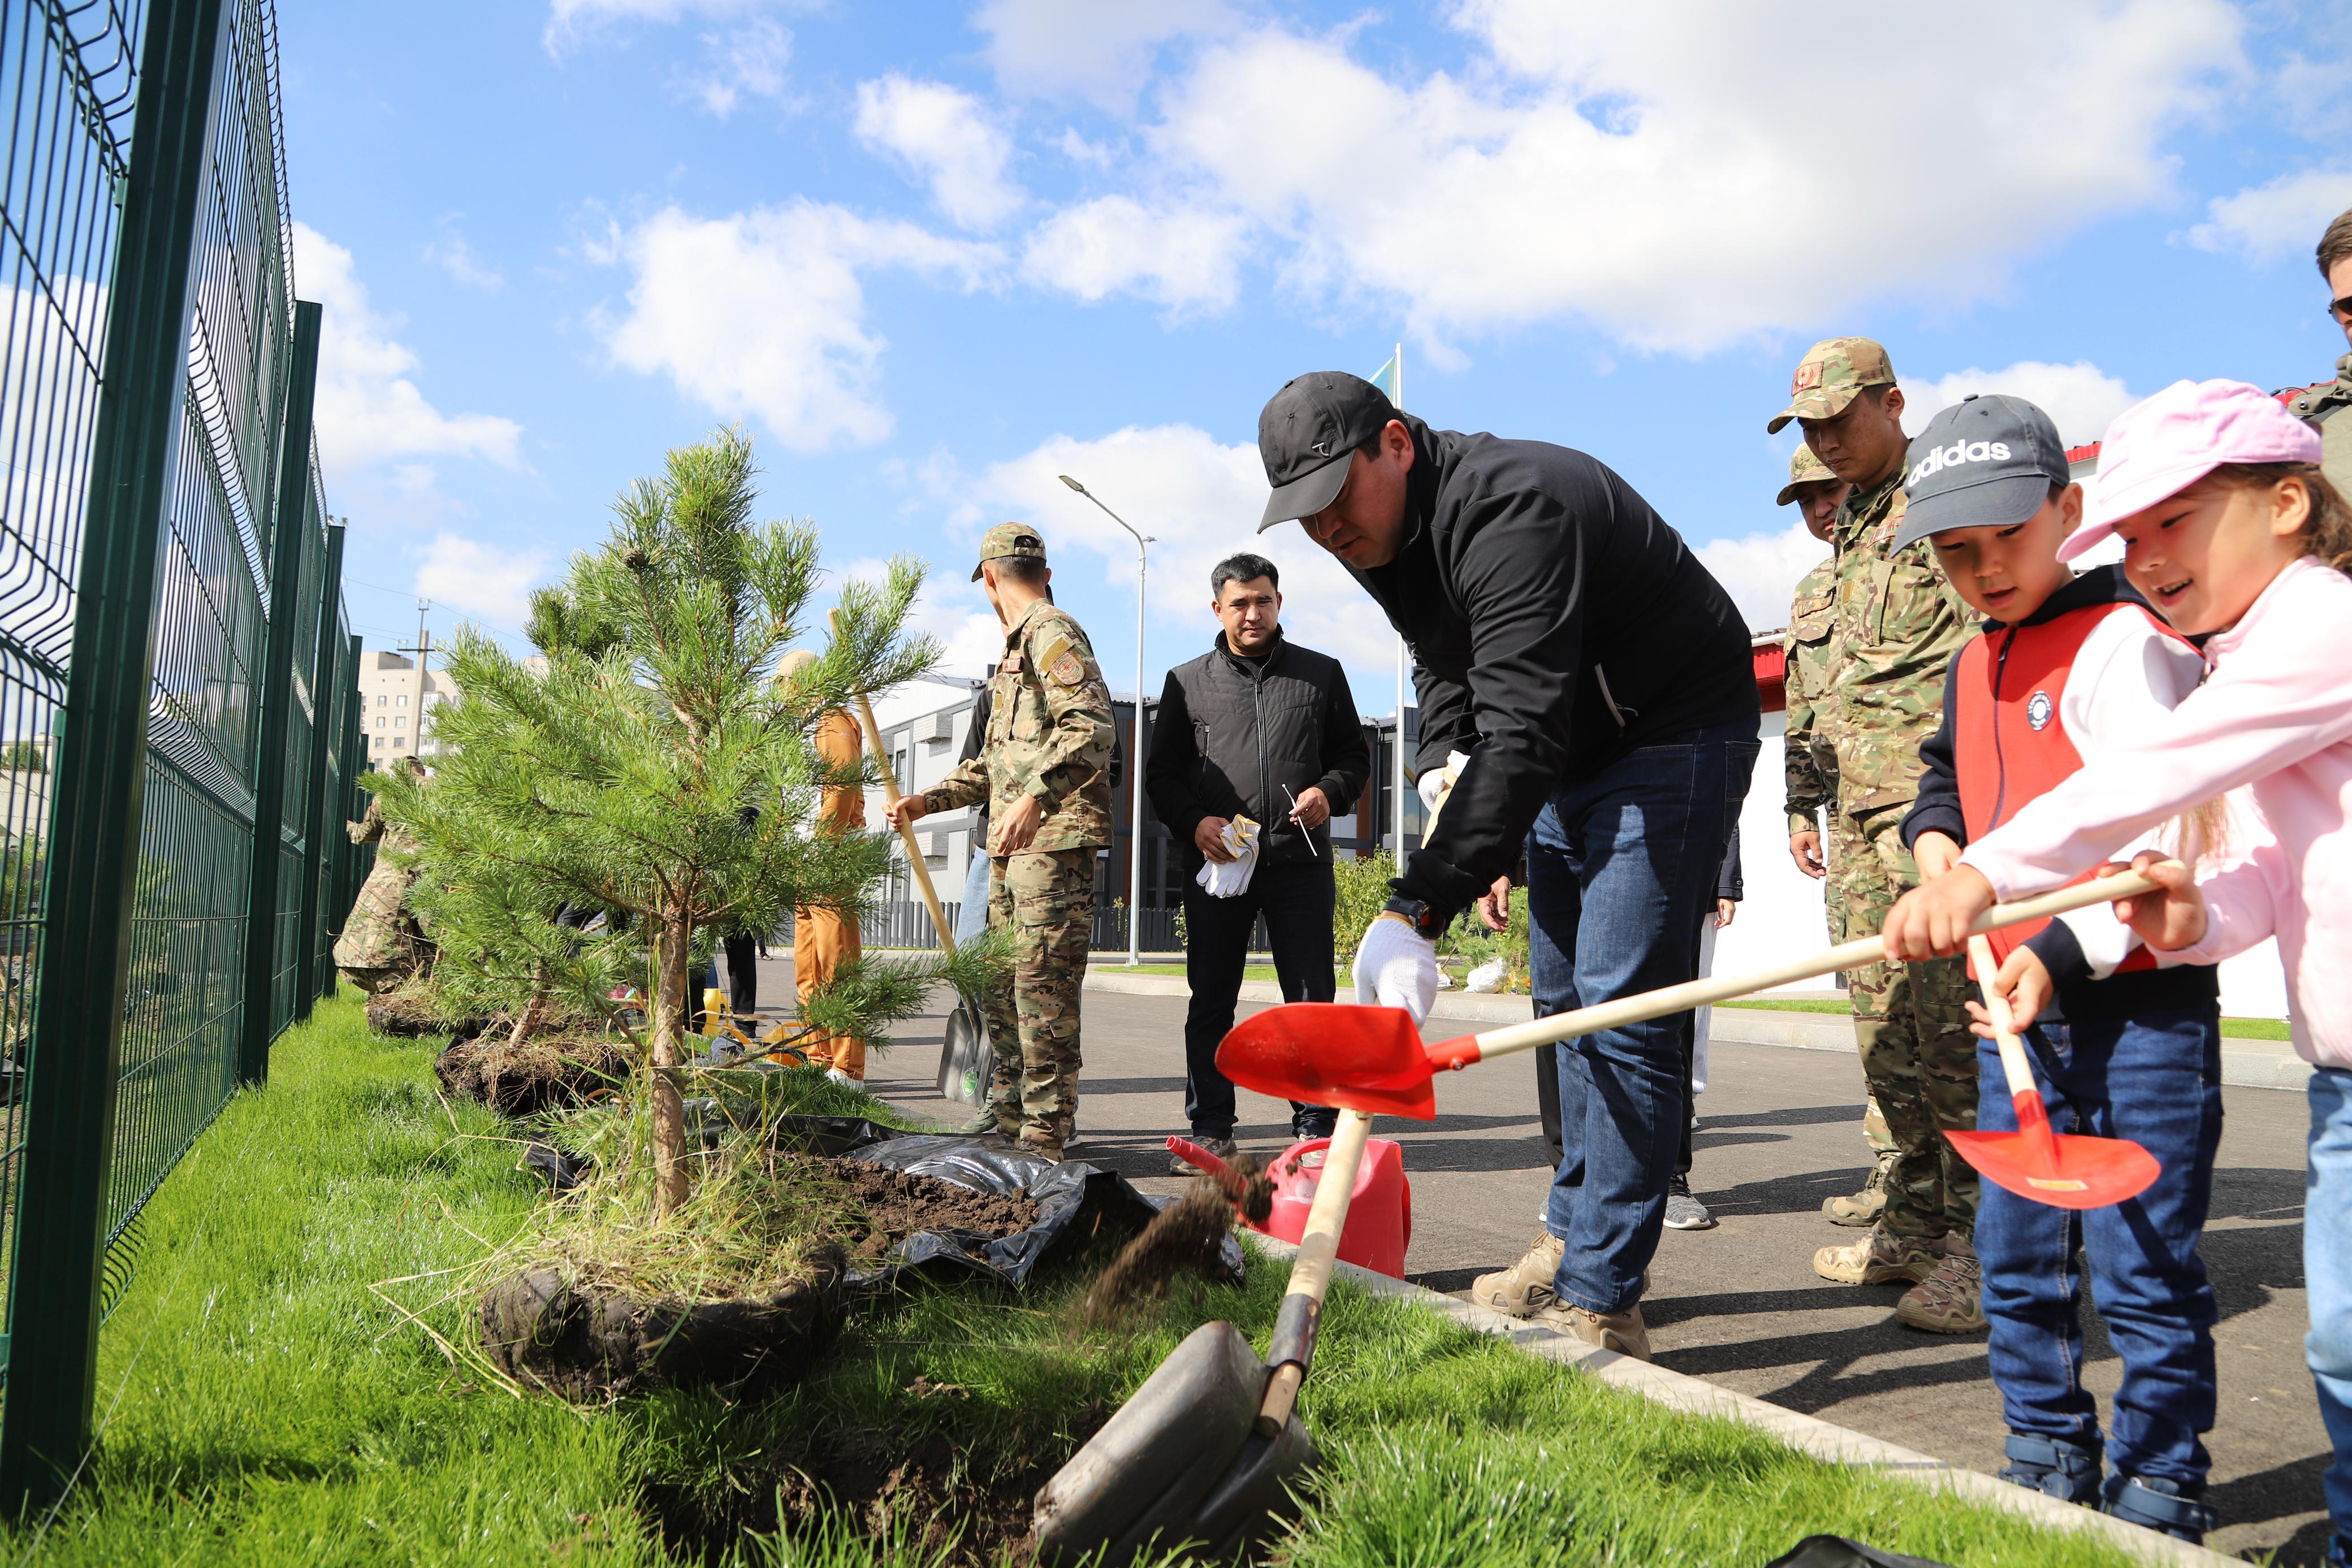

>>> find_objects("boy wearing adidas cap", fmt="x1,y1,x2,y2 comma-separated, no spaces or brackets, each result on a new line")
1895,394,2226,1543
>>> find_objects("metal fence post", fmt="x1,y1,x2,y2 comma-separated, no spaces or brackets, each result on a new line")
0,0,233,1509
237,300,321,1083
292,522,345,1021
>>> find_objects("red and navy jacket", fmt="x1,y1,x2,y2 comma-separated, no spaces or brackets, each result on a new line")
1901,566,2217,1021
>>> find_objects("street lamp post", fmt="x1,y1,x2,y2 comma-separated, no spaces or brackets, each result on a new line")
1057,475,1152,968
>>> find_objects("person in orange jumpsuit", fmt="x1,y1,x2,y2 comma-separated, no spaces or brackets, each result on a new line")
780,649,867,1082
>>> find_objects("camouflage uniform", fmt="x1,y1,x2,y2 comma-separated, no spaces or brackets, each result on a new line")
2280,352,2352,501
922,525,1114,1154
334,794,425,994
1771,339,1978,1248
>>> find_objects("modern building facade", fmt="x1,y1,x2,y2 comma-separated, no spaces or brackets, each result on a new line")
355,649,455,767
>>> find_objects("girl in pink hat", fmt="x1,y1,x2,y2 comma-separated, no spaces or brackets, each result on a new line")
1883,377,2352,1563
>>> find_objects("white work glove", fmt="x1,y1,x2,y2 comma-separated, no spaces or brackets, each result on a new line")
1194,817,1260,898
1352,913,1438,1025
1415,748,1475,817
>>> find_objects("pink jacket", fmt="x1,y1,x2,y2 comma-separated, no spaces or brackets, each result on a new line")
1961,555,2352,1068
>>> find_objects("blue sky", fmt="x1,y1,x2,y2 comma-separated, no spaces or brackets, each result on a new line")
280,1,2352,714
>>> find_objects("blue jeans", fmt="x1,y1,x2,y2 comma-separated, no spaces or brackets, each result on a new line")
2310,1067,2352,1539
954,849,993,946
1529,725,1756,1315
1975,1008,2221,1488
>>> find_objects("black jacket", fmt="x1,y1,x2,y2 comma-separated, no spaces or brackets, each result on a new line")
1352,415,1758,922
1147,629,1370,872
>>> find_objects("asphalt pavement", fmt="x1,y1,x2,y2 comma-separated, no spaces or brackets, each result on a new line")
749,954,2329,1565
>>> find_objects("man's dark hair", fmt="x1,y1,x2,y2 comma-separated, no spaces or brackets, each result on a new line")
1210,553,1279,599
993,554,1049,589
2320,207,2352,280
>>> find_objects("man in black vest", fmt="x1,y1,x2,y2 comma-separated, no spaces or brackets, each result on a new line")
1146,552,1369,1171
1255,372,1758,1359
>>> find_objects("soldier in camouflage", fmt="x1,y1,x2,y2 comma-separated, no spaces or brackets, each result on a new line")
889,523,1114,1162
1770,338,1983,1333
2280,206,2352,499
1778,446,1901,1224
335,758,429,994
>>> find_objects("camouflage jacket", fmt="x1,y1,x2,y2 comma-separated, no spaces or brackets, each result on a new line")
923,598,1113,852
2282,351,2352,503
1828,465,1973,812
1782,553,1840,832
334,795,422,970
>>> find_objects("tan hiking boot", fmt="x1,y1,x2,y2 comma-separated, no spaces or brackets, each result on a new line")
1813,1227,1940,1286
1897,1238,1986,1333
1534,1300,1650,1361
1472,1231,1565,1318
1823,1150,1896,1227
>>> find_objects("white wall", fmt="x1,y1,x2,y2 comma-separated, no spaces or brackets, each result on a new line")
1713,713,2290,1019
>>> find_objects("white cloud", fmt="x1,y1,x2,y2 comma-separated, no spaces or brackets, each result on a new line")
1900,360,2139,449
1695,519,1831,636
961,423,1401,679
1061,3,2245,349
853,76,1023,230
422,219,503,291
974,1,1238,110
689,16,791,118
596,201,999,452
292,222,524,476
414,531,548,629
1020,196,1247,310
2183,164,2352,264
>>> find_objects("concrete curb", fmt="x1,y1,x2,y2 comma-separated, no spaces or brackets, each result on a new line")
1242,1234,2233,1568
1079,972,2316,1093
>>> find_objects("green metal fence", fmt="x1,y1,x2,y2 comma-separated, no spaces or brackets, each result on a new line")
0,0,362,1504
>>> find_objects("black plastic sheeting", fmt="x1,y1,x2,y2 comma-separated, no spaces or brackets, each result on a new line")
1765,1537,1956,1568
522,1114,1244,1294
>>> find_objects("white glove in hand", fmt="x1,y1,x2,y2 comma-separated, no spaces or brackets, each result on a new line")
1194,816,1260,898
1414,748,1476,818
1353,913,1438,1025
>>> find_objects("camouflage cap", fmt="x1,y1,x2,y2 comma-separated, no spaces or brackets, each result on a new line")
1767,337,1896,434
1775,444,1841,506
971,521,1048,582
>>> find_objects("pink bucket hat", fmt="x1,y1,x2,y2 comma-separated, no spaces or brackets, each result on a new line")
2061,378,2323,562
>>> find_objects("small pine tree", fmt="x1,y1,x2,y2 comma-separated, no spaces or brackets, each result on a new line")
387,427,995,1218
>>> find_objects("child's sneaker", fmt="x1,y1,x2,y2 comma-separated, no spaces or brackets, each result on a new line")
1996,1433,2101,1503
1896,1240,1984,1333
1472,1231,1565,1317
2101,1474,2216,1544
1822,1151,1895,1227
1812,1227,1939,1285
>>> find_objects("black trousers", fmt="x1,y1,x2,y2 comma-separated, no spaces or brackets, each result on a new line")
1182,859,1338,1140
690,933,760,1030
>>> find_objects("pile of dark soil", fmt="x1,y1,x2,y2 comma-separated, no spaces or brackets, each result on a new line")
434,1032,631,1117
1085,1158,1272,1323
818,1155,1041,1267
646,1407,1110,1567
480,1250,847,1402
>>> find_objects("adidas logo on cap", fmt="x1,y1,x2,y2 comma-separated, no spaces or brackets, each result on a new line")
1908,438,2013,490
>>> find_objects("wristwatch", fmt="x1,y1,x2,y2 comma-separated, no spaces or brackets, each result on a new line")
1382,894,1447,940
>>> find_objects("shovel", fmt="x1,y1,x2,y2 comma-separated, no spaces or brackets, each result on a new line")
1943,933,2159,1209
1213,872,2159,1124
1034,1109,1372,1565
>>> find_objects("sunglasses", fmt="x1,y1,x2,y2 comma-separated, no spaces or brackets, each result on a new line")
2332,295,2352,321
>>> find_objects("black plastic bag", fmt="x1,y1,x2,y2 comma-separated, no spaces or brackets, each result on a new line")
1765,1537,1956,1568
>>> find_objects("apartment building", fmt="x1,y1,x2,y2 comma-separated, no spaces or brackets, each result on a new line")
356,649,455,767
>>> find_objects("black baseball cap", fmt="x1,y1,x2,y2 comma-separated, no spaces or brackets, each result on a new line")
1255,372,1399,532
1893,393,2072,552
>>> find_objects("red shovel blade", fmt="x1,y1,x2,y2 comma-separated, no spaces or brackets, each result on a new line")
1215,1004,1438,1121
1944,1091,2160,1211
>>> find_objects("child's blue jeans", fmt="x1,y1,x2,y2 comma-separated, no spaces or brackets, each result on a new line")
2307,1065,2352,1543
1975,1004,2223,1489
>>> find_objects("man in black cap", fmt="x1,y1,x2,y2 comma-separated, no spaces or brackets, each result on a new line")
1256,372,1759,1359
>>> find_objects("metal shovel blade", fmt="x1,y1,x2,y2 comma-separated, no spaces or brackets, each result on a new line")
1215,1004,1436,1121
1944,1091,2160,1211
1035,1320,1271,1565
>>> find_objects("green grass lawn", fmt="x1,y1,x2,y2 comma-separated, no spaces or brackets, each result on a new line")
1,994,2155,1566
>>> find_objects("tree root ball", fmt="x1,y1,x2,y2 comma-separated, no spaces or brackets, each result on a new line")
434,1032,631,1118
479,1249,847,1401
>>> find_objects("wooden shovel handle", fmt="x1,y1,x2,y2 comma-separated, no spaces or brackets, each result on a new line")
831,610,955,958
1966,934,2038,1101
1257,1107,1375,1435
1429,870,2158,1072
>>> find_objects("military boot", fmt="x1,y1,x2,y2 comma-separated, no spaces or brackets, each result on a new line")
1533,1300,1650,1361
1812,1226,1940,1286
1471,1231,1565,1318
1017,1127,1063,1164
1823,1149,1896,1227
963,1107,1016,1137
1896,1233,1985,1333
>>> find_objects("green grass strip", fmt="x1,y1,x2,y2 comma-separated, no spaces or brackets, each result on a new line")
2,994,2150,1566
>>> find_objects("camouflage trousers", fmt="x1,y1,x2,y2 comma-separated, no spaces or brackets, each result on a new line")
1832,801,1978,1240
980,848,1095,1143
1819,818,1897,1160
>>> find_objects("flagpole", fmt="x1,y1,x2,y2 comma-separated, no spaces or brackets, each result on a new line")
1391,343,1408,864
